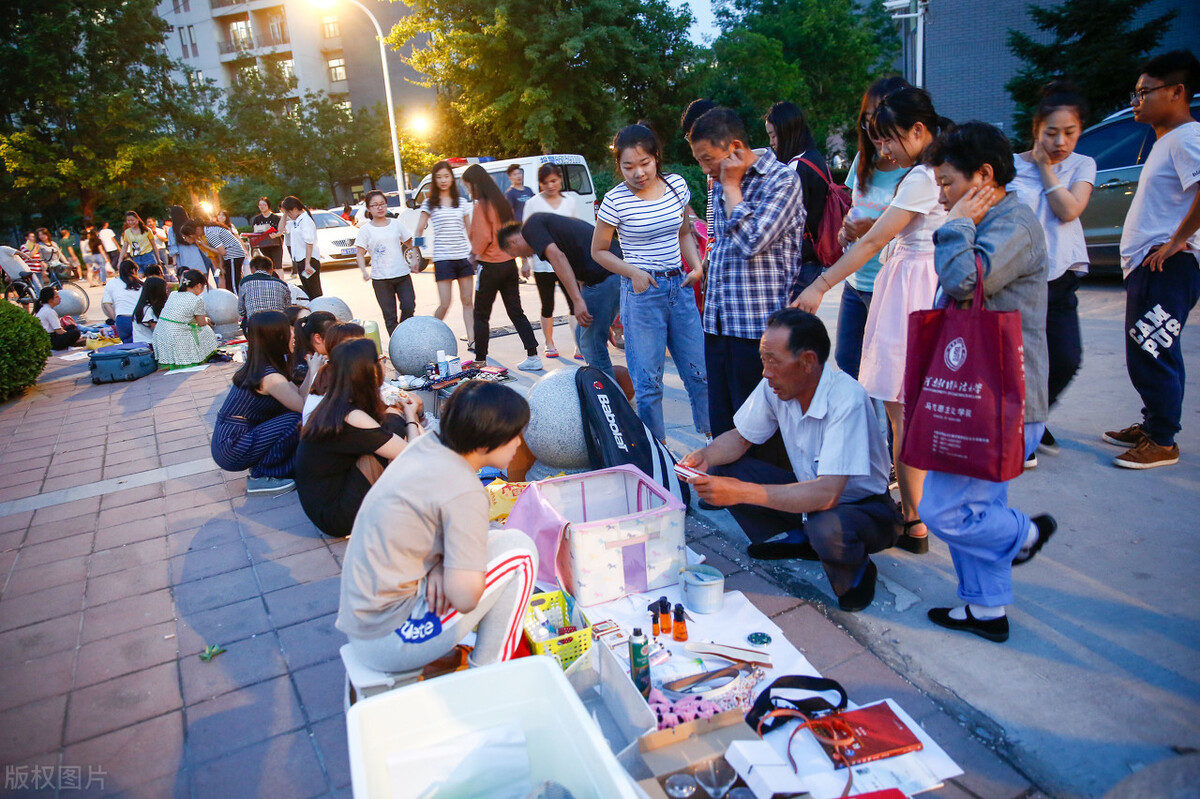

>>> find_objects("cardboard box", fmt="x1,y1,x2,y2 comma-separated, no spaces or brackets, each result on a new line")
634,709,762,799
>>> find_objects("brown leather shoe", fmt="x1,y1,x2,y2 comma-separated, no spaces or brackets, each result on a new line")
1113,438,1179,470
1102,422,1148,448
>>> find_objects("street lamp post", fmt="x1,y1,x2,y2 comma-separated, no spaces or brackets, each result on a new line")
338,0,405,191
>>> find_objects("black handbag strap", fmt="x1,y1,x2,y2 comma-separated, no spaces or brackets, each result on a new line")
745,676,849,734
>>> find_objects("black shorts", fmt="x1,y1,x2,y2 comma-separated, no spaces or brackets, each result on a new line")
434,258,475,281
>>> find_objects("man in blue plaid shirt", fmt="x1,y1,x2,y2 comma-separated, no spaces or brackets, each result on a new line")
689,108,806,439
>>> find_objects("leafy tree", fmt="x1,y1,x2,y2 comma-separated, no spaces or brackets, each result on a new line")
1006,0,1178,143
391,0,697,161
710,0,900,154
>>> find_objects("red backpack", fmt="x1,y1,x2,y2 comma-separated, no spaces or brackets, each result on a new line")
793,156,853,267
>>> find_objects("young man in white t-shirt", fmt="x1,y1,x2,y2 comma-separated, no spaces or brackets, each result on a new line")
355,190,416,334
1105,50,1200,470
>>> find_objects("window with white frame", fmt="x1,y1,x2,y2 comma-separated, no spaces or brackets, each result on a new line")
322,16,340,38
327,56,346,82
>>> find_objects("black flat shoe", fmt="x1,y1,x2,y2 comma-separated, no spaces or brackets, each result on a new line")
747,539,819,561
895,519,929,554
1013,514,1057,566
837,560,877,612
928,606,1009,642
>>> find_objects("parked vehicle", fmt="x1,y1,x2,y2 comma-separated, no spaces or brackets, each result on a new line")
399,154,597,271
1074,96,1200,275
310,210,361,266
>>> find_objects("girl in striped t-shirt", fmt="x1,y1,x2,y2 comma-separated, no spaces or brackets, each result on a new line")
415,160,475,351
591,124,708,442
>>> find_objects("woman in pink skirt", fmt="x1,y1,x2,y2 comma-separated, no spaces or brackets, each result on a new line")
793,86,951,555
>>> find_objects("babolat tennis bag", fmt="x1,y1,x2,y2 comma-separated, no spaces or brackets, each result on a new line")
575,366,690,505
89,342,157,384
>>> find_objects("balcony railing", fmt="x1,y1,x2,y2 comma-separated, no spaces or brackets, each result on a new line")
218,30,290,55
210,0,246,9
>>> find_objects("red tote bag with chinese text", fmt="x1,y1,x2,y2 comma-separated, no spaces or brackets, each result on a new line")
900,255,1026,482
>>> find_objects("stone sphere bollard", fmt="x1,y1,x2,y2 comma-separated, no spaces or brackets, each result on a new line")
204,289,240,325
523,367,589,469
387,315,458,376
309,296,353,322
55,288,87,318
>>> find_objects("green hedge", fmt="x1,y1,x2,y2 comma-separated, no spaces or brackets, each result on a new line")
0,301,51,402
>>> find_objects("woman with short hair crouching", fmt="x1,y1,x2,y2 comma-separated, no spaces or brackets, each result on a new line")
337,381,538,672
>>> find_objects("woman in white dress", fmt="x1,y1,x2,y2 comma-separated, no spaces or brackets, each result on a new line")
152,269,220,368
520,163,584,358
793,86,952,555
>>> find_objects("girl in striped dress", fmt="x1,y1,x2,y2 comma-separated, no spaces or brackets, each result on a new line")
152,270,220,368
211,309,325,495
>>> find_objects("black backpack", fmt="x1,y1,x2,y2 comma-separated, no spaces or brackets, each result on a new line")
574,366,690,505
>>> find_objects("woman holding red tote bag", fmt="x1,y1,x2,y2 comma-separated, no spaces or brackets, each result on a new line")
918,123,1058,643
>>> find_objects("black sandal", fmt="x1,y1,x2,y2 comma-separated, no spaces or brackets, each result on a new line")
895,519,929,555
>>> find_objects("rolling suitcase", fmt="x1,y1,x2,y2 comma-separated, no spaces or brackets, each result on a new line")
89,342,157,384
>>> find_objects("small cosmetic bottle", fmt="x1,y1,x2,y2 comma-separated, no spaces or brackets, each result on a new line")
659,597,673,635
672,604,688,642
651,610,660,637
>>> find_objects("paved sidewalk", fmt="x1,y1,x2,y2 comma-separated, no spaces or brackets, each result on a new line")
0,316,1038,798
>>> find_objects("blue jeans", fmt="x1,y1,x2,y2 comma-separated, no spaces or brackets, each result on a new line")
620,272,709,441
574,274,620,377
133,252,157,274
835,285,873,380
920,423,1043,607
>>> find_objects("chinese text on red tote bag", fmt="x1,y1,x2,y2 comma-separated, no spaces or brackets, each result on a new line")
900,255,1026,482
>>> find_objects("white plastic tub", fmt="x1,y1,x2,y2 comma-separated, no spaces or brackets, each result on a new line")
346,656,641,798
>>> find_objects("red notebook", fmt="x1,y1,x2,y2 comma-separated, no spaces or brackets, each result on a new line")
821,702,923,767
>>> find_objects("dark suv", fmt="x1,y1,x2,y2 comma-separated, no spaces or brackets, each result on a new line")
1075,96,1200,275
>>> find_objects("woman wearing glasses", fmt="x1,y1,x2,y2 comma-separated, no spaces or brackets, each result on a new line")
355,190,417,334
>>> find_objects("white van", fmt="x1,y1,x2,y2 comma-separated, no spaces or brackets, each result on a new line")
400,154,597,271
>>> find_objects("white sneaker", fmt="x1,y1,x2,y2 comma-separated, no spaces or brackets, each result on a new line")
517,356,544,372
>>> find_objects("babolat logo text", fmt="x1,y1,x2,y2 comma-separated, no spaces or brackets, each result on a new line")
597,393,629,452
1129,303,1181,359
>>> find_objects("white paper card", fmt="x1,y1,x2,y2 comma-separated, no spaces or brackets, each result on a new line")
386,722,533,799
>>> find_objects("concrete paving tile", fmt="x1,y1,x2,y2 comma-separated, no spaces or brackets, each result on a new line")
0,648,76,713
168,542,251,586
0,580,87,632
326,538,348,567
47,456,104,480
0,613,80,662
65,662,182,745
44,468,105,493
6,465,49,486
23,516,97,548
0,528,25,552
85,561,171,607
184,676,306,765
89,537,169,578
263,577,340,628
0,483,46,506
4,553,90,598
74,621,179,689
93,765,190,799
914,710,1033,799
166,518,242,559
96,498,168,528
162,469,225,495
102,460,161,480
189,729,326,796
190,730,327,799
172,567,260,615
98,483,164,511
92,516,168,551
771,604,866,673
103,446,160,468
157,435,210,456
0,694,67,764
723,570,803,618
242,524,327,564
164,501,234,535
821,650,944,729
179,631,289,706
312,715,351,789
277,615,342,672
0,509,34,535
174,597,272,657
31,496,101,527
254,546,341,593
80,590,176,645
61,712,185,798
292,659,346,724
158,448,212,468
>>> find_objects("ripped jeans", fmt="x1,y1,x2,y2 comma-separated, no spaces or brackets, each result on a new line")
620,271,709,441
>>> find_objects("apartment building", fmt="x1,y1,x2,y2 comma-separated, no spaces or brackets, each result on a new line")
157,0,431,113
